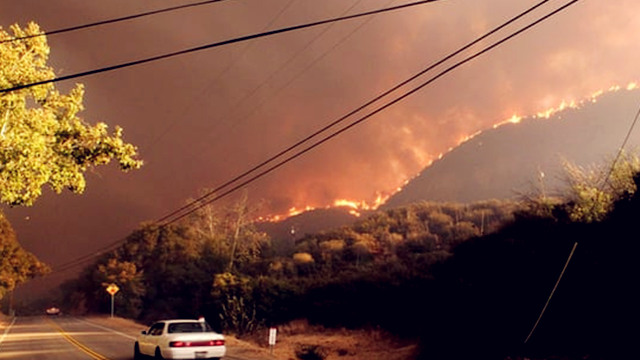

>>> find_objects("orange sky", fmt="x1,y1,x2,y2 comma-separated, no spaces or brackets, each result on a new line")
1,0,640,285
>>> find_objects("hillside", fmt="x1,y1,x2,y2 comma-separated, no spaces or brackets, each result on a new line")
255,88,640,241
384,88,640,208
255,207,364,248
48,85,640,358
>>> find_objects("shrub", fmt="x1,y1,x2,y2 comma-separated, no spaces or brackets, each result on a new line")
295,344,327,360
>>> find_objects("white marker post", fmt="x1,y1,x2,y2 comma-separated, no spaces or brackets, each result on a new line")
268,327,277,355
105,283,120,318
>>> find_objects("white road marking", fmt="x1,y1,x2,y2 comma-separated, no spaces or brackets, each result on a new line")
0,317,16,348
74,318,137,340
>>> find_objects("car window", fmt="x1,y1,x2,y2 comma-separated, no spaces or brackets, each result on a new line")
168,322,210,333
149,322,165,336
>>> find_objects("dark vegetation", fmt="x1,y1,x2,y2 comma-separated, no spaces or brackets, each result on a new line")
57,162,640,359
0,213,49,305
295,344,328,360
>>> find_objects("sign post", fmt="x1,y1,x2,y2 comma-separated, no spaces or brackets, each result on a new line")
268,327,277,355
105,283,120,318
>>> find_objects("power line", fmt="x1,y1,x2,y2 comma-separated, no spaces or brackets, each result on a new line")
145,0,370,166
524,241,578,344
164,0,582,226
40,2,635,345
140,0,297,151
218,0,368,127
157,0,558,224
602,100,640,188
49,0,581,276
525,89,640,344
201,0,387,159
45,0,441,276
182,0,376,179
50,231,138,274
0,0,229,44
0,0,439,94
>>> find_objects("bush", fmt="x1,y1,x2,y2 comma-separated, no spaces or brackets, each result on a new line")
295,344,327,360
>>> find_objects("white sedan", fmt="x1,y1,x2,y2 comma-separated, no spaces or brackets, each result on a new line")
134,319,226,359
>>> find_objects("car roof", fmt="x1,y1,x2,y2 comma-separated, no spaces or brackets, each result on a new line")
155,319,202,324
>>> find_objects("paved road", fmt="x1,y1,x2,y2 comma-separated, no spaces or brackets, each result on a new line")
0,316,253,360
0,316,141,359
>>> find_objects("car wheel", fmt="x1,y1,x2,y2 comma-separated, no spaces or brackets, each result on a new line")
134,343,144,360
154,347,164,359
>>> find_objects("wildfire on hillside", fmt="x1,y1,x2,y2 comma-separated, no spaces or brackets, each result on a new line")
258,83,639,224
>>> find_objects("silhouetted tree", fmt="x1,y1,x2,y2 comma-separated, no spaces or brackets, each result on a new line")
0,212,49,302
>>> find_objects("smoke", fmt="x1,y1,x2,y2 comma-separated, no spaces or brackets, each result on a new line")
245,0,640,214
1,0,640,269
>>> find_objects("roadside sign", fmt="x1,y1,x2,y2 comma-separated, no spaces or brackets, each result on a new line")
268,327,277,354
106,283,120,296
268,327,277,345
106,283,120,318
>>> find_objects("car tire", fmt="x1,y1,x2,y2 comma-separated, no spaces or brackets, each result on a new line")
134,343,144,360
154,347,164,359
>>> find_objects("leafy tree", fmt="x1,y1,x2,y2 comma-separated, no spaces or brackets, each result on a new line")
95,258,145,318
450,221,479,244
0,212,48,300
186,192,269,273
553,152,640,223
292,252,314,264
425,211,453,236
0,22,141,206
350,232,377,266
292,252,315,275
224,192,268,271
319,239,345,266
211,272,260,336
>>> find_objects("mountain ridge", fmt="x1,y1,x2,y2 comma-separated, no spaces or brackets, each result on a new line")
259,87,640,241
383,87,640,208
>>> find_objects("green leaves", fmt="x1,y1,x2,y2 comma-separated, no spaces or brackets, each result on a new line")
0,22,142,206
562,152,640,223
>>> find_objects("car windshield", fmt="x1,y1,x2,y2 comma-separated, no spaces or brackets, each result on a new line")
167,322,213,333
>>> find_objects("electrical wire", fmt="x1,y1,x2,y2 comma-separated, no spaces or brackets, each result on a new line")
0,0,229,44
0,0,439,94
201,0,386,158
43,3,637,345
601,100,640,188
48,0,581,277
162,0,582,226
176,0,374,178
157,0,557,224
42,0,441,276
525,88,640,344
219,0,367,127
140,0,297,151
524,242,578,344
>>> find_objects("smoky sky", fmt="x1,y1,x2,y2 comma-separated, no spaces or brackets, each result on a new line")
1,0,640,294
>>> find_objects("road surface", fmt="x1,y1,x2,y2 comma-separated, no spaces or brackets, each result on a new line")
0,316,250,360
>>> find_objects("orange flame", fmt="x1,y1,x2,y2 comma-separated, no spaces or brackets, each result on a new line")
388,82,640,211
288,206,316,217
259,194,392,222
333,193,390,217
258,82,640,224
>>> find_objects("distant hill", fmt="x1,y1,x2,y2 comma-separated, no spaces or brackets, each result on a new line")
258,88,640,240
255,207,365,246
383,88,640,209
